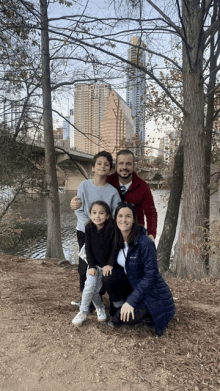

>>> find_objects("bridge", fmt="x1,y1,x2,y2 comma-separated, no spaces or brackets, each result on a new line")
18,136,163,191
19,136,94,190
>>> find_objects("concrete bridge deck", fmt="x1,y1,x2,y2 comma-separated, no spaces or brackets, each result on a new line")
17,136,162,190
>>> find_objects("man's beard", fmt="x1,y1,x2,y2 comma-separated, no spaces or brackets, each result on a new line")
118,171,132,180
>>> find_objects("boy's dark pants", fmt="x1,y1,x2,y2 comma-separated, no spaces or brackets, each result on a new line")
77,231,87,292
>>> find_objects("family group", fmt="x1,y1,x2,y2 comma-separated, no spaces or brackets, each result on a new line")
70,149,175,336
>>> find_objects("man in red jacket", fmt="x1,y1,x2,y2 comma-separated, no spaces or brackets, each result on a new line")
107,149,157,240
71,149,157,240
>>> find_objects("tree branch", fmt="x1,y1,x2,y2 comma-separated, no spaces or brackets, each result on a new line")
205,0,214,12
48,27,187,115
52,109,111,150
145,0,183,37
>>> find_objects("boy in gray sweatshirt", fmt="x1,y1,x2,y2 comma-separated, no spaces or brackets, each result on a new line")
74,151,121,294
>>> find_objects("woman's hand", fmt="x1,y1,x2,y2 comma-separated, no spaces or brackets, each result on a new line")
102,265,113,276
70,196,82,210
120,302,134,322
88,268,97,276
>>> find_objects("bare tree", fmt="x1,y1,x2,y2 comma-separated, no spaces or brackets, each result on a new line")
2,0,220,273
40,0,64,259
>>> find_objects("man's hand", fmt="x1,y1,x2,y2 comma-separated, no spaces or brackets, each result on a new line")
88,268,97,276
148,234,155,242
120,302,134,322
70,196,82,210
102,265,113,276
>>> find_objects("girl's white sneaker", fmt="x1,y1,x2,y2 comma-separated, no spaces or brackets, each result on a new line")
72,312,87,326
96,307,107,322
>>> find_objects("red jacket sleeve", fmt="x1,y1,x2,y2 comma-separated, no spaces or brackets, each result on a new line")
141,183,157,238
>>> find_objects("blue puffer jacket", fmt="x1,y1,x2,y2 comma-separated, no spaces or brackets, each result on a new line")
125,227,175,336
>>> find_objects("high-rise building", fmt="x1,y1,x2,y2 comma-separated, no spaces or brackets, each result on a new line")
63,118,70,140
100,90,135,159
158,126,178,166
69,109,74,148
126,36,146,144
74,83,112,154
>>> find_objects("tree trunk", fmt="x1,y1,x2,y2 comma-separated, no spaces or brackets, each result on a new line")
157,141,183,272
204,0,219,273
173,1,206,278
40,0,65,260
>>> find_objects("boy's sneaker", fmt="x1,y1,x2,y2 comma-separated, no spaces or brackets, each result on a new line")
96,307,107,322
72,312,87,326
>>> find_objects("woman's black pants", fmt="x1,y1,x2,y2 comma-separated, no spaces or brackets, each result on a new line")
103,264,151,325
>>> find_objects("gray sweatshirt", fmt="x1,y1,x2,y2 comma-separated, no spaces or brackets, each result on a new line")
75,179,121,233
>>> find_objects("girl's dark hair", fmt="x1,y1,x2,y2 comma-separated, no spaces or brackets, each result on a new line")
89,200,112,216
87,200,112,229
92,151,113,170
114,202,140,250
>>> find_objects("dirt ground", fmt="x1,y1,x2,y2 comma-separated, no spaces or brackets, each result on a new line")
0,254,220,391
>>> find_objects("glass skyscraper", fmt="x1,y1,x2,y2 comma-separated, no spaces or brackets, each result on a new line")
126,36,146,144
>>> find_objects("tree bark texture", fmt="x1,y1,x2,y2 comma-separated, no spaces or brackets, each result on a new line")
174,1,206,278
157,141,183,272
40,0,64,259
204,0,220,272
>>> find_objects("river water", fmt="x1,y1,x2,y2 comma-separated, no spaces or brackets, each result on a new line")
1,188,219,262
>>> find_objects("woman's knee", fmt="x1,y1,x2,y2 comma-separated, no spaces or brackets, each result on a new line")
102,273,113,285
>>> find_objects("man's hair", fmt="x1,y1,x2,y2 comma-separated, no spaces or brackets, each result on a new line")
92,151,113,169
116,149,135,162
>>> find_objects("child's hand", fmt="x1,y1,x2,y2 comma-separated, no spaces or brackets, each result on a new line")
70,196,82,210
102,265,113,276
88,268,97,276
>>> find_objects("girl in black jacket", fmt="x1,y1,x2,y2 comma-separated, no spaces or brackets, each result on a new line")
72,201,114,326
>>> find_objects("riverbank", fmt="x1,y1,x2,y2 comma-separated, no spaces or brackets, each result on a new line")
1,253,220,391
1,189,219,262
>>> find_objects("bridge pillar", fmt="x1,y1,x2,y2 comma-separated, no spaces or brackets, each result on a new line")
57,159,93,191
65,169,89,191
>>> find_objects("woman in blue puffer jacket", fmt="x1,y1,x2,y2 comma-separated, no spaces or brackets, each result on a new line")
103,202,175,336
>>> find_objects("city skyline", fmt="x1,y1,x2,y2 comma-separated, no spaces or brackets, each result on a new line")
72,82,135,157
